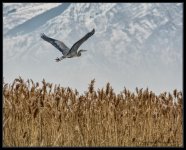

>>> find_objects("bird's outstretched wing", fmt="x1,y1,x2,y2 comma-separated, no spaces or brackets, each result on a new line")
41,33,70,56
68,29,95,53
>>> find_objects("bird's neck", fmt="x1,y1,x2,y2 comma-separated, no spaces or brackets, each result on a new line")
77,51,81,57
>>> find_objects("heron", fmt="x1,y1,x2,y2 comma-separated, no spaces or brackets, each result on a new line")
41,28,95,62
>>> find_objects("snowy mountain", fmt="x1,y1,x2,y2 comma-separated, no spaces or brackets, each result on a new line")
3,3,183,94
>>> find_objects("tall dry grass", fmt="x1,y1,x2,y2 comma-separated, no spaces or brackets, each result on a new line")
3,77,183,147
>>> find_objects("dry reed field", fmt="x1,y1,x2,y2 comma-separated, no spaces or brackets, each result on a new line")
3,77,183,147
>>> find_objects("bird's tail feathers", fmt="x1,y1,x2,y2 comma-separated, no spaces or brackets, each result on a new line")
55,56,65,62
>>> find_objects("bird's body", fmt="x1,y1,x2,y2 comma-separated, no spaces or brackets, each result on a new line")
41,29,95,62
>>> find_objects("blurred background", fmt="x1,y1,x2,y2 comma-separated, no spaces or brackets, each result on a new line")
3,3,183,94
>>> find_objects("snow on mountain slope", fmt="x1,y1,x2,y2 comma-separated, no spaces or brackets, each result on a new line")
3,3,61,33
3,3,183,94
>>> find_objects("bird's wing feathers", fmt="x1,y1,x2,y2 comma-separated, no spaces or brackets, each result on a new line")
41,33,70,55
69,29,95,53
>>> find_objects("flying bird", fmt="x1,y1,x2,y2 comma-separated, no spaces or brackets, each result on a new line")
41,29,95,62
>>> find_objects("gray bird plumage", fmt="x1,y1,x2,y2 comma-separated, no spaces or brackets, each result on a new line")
41,29,95,62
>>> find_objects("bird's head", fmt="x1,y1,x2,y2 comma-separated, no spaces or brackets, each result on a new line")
77,50,87,57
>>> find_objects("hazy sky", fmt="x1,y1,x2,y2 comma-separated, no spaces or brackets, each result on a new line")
3,3,183,94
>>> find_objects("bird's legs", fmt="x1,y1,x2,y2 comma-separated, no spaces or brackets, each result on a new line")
55,56,64,62
55,57,60,62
